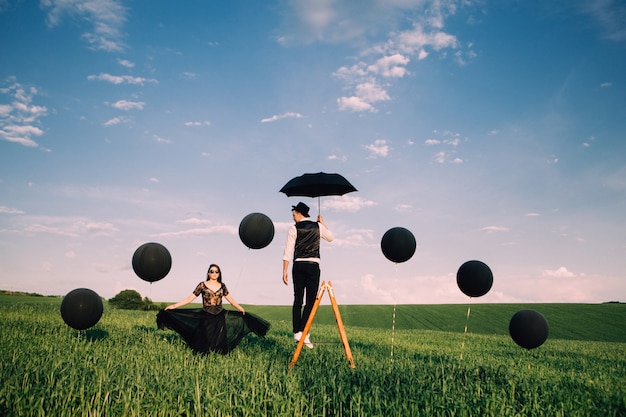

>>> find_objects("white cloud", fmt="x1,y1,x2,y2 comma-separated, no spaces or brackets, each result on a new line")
110,100,145,111
282,0,459,46
281,0,415,46
331,229,377,248
394,24,458,54
542,266,575,278
184,121,211,127
337,96,374,112
582,135,595,148
152,225,238,238
3,125,44,137
434,151,446,163
341,272,478,305
117,59,134,68
333,63,368,81
0,206,25,214
356,81,390,103
394,204,412,212
426,131,464,163
364,139,389,158
87,73,158,85
17,216,119,238
260,112,303,123
336,78,391,112
177,218,212,225
481,226,509,233
295,0,336,39
334,70,391,112
359,274,395,304
39,261,54,273
367,54,410,78
327,3,464,112
0,78,48,147
327,154,348,162
41,0,128,52
74,220,119,236
24,224,77,237
153,135,171,144
12,103,48,122
581,2,626,42
103,116,129,126
322,195,377,213
445,137,460,147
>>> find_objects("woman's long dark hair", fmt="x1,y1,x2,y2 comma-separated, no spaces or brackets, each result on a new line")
207,264,222,283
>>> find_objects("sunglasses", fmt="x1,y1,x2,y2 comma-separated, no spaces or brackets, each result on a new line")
208,269,220,274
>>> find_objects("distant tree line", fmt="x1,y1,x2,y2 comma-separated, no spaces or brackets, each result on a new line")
109,289,167,311
0,290,56,297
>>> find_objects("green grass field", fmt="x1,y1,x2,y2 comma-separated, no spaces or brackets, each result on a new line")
1,294,624,416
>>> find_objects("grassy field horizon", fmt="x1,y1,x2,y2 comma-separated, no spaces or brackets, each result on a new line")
2,291,625,344
1,294,625,416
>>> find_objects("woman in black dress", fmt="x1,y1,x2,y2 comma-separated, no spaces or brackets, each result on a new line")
156,264,270,354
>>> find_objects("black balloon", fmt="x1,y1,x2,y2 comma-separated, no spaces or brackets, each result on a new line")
132,242,172,282
239,212,275,249
509,309,549,350
60,288,103,330
456,260,493,297
380,227,416,263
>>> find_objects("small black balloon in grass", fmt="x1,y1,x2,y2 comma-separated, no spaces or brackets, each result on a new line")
509,309,549,350
60,288,103,330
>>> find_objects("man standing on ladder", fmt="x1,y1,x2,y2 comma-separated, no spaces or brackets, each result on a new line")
282,202,333,349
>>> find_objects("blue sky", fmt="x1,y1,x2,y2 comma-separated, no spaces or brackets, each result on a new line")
1,0,625,306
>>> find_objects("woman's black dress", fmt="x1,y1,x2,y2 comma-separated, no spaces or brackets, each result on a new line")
156,281,270,354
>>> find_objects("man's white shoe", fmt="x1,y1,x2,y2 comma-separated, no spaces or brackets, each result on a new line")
303,334,313,349
294,331,302,342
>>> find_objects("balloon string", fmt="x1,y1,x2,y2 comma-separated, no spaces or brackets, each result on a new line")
390,303,396,368
390,263,398,370
146,282,152,319
460,297,472,360
237,249,249,283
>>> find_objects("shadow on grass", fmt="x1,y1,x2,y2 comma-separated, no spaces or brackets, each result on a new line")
80,328,109,341
133,324,158,333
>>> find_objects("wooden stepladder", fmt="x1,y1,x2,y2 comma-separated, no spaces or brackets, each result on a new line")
289,281,355,369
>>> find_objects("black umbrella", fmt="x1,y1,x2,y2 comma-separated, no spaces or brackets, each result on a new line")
279,172,357,214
